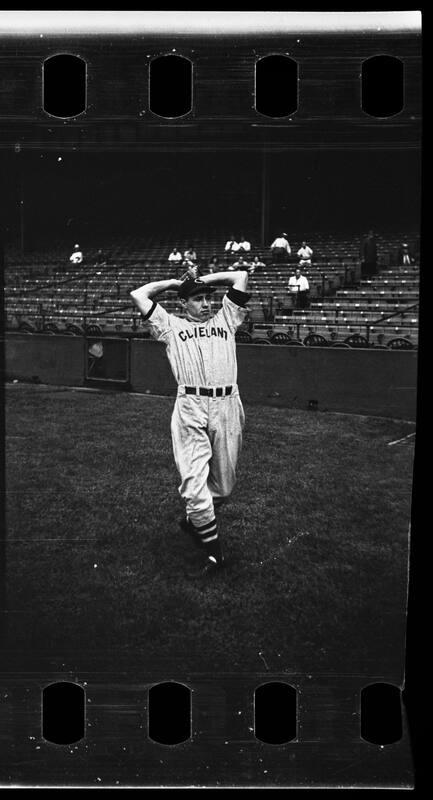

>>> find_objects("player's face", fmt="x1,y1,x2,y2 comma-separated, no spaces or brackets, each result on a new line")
183,293,213,321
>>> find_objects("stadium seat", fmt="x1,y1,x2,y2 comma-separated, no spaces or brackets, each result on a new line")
19,321,36,333
303,333,329,347
387,337,414,350
270,332,293,345
43,322,60,334
66,324,84,336
85,324,103,336
344,333,370,348
252,336,271,344
330,342,351,348
235,330,252,343
284,339,305,346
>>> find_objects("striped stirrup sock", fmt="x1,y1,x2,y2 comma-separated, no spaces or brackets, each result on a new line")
192,518,224,565
193,518,218,543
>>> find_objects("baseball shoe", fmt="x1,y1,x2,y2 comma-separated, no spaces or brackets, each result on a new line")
179,516,202,549
187,554,226,579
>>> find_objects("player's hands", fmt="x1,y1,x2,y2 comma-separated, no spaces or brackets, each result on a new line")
179,265,199,281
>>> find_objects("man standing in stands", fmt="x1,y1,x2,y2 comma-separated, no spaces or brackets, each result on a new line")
270,233,291,264
400,242,412,265
95,249,106,267
70,244,83,265
360,230,378,277
288,267,310,309
297,241,313,267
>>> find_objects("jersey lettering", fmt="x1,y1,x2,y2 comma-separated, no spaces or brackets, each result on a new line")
178,327,228,343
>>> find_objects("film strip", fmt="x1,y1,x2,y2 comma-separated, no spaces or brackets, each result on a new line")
1,10,421,789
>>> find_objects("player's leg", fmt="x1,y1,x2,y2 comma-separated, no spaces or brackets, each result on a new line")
207,392,245,505
171,399,214,526
171,398,223,567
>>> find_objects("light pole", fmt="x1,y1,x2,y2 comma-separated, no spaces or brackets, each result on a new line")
14,143,25,256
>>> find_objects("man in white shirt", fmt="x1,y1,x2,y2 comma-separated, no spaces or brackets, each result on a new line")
184,247,197,263
297,241,313,266
168,247,183,263
288,268,310,308
69,244,83,265
224,235,239,253
238,236,251,252
224,235,239,264
270,233,291,263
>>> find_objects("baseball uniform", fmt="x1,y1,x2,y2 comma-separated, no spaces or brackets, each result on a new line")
141,288,250,533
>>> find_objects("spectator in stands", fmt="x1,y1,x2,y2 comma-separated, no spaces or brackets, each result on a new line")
231,255,250,271
360,230,378,277
399,242,412,265
238,235,251,253
224,235,239,257
183,246,197,263
70,244,83,265
207,255,221,273
288,267,310,308
270,233,291,263
168,247,183,263
249,256,265,275
297,241,313,266
95,249,106,267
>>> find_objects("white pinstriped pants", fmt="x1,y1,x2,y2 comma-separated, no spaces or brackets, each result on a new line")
170,386,245,528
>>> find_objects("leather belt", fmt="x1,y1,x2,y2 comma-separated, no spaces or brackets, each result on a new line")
185,385,232,397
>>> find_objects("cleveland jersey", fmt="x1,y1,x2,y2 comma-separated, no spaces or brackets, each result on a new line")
141,289,250,386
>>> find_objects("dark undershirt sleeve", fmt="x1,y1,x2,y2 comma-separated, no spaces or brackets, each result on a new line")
141,300,157,321
227,287,251,308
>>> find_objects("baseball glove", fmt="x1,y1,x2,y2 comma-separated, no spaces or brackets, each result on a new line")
179,264,200,281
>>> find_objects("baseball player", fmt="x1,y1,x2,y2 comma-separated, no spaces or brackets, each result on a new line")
130,269,250,576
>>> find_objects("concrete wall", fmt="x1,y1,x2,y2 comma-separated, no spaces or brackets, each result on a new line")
5,334,85,386
236,344,418,419
5,334,418,420
130,339,418,420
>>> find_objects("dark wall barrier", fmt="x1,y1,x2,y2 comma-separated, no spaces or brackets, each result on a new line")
130,339,417,420
6,334,85,386
130,339,176,396
236,345,417,419
5,335,418,420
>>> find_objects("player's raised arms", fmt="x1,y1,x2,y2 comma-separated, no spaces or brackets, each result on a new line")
198,270,249,293
130,278,182,316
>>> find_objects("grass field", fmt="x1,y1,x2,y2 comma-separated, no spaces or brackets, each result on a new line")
5,383,415,675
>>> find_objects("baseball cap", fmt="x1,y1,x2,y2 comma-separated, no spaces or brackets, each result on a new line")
178,278,217,300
